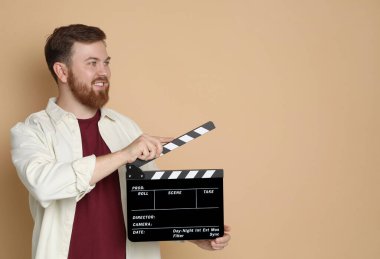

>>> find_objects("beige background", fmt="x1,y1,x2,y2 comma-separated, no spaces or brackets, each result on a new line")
1,1,379,258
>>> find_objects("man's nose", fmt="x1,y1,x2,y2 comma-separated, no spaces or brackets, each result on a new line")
97,63,109,77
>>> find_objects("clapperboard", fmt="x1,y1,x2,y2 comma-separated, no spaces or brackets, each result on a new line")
126,121,224,242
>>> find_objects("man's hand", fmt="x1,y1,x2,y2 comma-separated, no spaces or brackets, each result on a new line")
189,225,231,251
123,134,173,163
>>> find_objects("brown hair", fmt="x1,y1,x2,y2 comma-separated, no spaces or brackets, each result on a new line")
44,24,106,82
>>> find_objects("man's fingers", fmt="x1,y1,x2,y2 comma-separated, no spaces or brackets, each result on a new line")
216,233,231,244
145,135,166,158
224,225,232,232
147,136,173,157
211,241,228,250
138,135,173,160
138,145,150,160
211,234,230,250
159,136,174,144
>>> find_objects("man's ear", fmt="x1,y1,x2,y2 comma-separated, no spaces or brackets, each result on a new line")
53,62,69,83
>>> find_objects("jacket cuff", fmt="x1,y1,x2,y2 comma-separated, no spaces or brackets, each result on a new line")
72,155,96,200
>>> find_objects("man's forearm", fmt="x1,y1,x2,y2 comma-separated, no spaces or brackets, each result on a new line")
90,134,173,185
90,150,127,185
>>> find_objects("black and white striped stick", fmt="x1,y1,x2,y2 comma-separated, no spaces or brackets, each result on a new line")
129,169,223,180
130,121,215,168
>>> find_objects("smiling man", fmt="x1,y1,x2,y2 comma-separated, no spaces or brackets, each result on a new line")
10,24,230,259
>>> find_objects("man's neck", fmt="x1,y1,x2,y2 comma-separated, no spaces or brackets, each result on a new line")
56,95,98,119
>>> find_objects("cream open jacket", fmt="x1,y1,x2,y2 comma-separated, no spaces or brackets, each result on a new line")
11,98,160,259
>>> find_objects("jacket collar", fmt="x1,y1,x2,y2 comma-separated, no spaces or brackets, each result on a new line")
46,97,117,124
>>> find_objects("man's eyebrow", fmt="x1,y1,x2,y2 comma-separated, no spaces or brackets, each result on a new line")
84,56,111,61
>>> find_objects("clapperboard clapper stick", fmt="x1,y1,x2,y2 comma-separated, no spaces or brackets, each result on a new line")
126,121,224,242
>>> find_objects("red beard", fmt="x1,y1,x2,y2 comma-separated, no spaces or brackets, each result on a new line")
67,69,109,109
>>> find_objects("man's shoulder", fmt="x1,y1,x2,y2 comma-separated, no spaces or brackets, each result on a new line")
10,110,51,137
13,110,50,128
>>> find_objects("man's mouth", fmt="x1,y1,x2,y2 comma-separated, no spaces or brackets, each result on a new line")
92,79,109,88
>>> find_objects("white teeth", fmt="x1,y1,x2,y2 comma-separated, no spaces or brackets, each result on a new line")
94,82,105,87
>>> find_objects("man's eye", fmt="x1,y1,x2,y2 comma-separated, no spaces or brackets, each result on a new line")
88,61,97,66
104,61,110,66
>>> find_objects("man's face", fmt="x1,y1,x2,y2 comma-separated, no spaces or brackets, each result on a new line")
67,41,111,109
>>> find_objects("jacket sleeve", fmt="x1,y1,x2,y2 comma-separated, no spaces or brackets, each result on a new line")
10,121,95,208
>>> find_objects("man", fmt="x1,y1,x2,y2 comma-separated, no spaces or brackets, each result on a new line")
11,24,231,259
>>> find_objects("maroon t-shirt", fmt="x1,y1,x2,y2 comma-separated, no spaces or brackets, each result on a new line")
68,111,126,259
